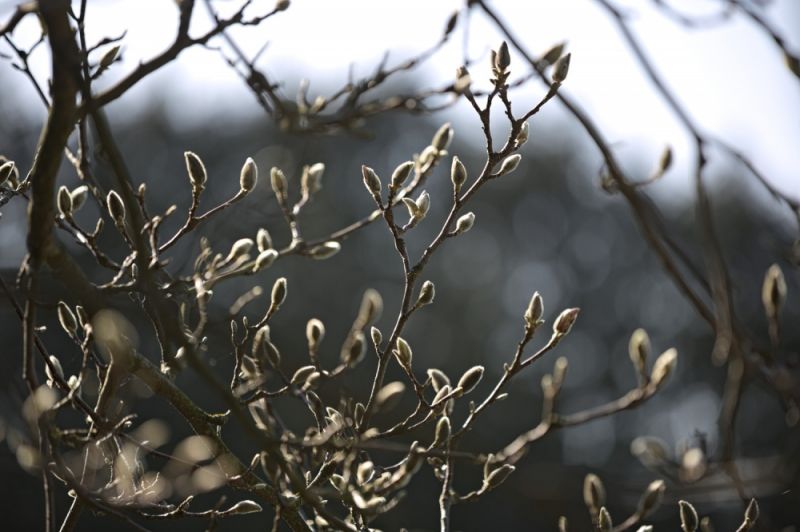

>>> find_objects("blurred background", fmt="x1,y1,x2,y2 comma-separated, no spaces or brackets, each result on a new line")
1,0,799,530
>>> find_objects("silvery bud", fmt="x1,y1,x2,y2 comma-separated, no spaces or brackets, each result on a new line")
516,122,530,147
309,241,341,260
256,228,273,251
302,163,324,195
253,249,278,272
391,161,414,189
306,318,325,347
456,365,484,394
637,479,665,518
270,167,288,200
224,500,262,515
679,500,699,532
431,123,454,153
451,156,467,193
106,190,125,224
362,165,382,196
271,277,287,309
497,154,521,176
57,301,78,336
394,337,413,368
57,186,72,217
70,186,89,212
583,473,606,514
629,328,650,377
494,41,511,71
598,507,612,532
240,157,258,194
483,464,515,491
762,264,787,319
553,308,580,336
0,161,15,186
650,348,678,388
342,331,366,367
524,291,543,328
226,238,254,263
185,151,207,190
454,212,475,235
417,280,435,307
539,42,566,68
552,52,571,83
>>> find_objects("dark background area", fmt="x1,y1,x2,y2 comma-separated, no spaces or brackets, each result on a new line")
1,71,799,530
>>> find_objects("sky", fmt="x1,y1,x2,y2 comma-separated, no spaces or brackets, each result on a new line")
1,0,798,203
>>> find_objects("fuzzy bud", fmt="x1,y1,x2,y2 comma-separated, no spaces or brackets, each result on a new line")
394,337,413,369
256,228,273,251
762,264,787,319
583,473,606,514
494,41,511,72
306,318,325,348
552,52,571,83
553,308,580,336
309,241,341,260
431,123,454,153
427,368,450,392
69,186,89,212
302,163,324,195
342,331,366,367
0,161,15,186
417,280,435,307
637,479,665,519
226,238,254,263
184,151,207,190
57,302,78,336
598,507,612,532
629,328,650,378
497,154,521,176
516,122,530,147
679,500,699,532
539,42,566,68
650,348,678,388
432,416,450,447
362,165,382,196
253,249,278,272
240,157,258,194
57,186,72,217
454,212,475,235
270,167,288,201
658,145,673,174
483,464,515,491
524,291,544,328
390,161,414,190
224,500,262,515
456,365,484,394
370,326,382,348
106,190,125,224
450,156,467,193
271,277,287,309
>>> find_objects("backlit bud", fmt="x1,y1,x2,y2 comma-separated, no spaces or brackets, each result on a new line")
106,190,125,224
552,52,571,83
185,151,207,190
451,156,467,193
497,154,521,176
553,308,580,336
362,165,382,196
240,157,258,194
454,212,475,234
431,123,453,153
270,167,288,200
391,161,414,189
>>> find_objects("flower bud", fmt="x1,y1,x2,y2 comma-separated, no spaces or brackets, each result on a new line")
270,167,288,200
106,190,125,224
256,228,273,251
394,337,413,368
552,52,571,83
553,308,580,336
762,264,787,319
309,241,341,260
306,318,325,347
417,280,435,307
302,163,324,195
494,41,511,72
271,277,287,309
240,157,258,194
450,156,467,193
431,123,453,153
516,122,529,147
391,161,414,189
226,238,254,263
0,161,15,186
341,331,366,367
629,328,650,377
598,507,612,532
539,42,566,68
454,212,475,234
432,416,450,447
370,326,382,348
483,464,514,491
291,365,317,385
497,154,521,176
362,165,382,196
524,291,543,328
456,365,484,394
637,479,665,519
57,186,72,217
650,348,677,388
679,500,698,532
57,302,77,336
253,249,278,272
224,500,262,515
184,151,207,190
69,186,89,212
583,473,605,514
658,145,673,174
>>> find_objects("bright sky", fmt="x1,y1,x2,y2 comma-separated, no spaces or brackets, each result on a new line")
2,0,798,201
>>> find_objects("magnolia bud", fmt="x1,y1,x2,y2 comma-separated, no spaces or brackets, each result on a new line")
451,156,467,193
253,249,278,272
552,52,571,83
106,190,125,224
539,42,566,67
762,264,787,319
185,151,207,190
628,328,650,377
427,368,450,392
57,302,78,336
342,331,366,367
454,212,475,234
309,241,341,260
0,161,15,186
637,479,665,518
598,507,612,532
524,291,543,328
658,145,673,173
302,163,324,195
271,277,287,309
270,167,288,200
224,500,262,515
456,365,484,394
679,500,698,532
226,238,254,263
497,154,521,176
362,165,382,196
432,416,450,447
553,308,580,336
70,186,89,212
651,348,678,388
240,157,258,194
370,326,382,348
256,228,273,251
583,473,606,513
483,464,514,491
494,41,511,71
431,123,453,153
57,186,72,217
516,122,530,147
391,161,414,189
394,337,413,368
417,280,435,307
